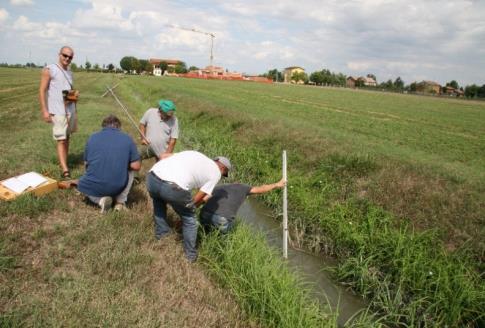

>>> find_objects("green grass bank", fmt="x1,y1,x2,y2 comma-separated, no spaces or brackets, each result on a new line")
117,74,484,327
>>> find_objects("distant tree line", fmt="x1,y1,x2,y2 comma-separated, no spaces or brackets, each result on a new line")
119,56,188,75
263,67,485,100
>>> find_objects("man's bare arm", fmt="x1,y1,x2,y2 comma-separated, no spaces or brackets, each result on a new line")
39,68,51,123
193,190,208,207
139,124,149,144
249,178,286,194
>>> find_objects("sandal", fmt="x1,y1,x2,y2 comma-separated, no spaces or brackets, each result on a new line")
61,171,71,179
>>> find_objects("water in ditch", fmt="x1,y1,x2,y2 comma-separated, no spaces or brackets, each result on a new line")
238,198,367,326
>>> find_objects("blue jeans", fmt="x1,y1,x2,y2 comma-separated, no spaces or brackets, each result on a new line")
146,172,198,261
200,210,234,234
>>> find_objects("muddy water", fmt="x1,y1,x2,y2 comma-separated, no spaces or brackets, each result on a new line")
238,198,366,326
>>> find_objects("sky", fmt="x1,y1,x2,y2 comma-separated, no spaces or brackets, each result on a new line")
1,0,484,86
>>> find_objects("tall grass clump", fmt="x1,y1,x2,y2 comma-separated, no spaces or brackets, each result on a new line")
200,225,336,328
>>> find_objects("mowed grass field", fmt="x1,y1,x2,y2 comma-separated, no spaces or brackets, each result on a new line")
0,67,484,327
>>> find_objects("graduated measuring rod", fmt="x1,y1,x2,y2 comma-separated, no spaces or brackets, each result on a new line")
105,85,163,157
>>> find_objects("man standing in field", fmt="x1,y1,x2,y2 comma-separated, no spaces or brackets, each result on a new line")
146,151,231,262
139,99,178,160
200,179,286,234
39,46,78,179
77,115,141,212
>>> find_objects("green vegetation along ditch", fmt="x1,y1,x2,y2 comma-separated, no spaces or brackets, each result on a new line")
120,75,484,327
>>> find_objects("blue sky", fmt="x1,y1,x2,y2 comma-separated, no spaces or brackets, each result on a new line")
1,0,484,86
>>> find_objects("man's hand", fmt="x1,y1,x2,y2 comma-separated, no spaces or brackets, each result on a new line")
275,178,287,188
42,110,52,123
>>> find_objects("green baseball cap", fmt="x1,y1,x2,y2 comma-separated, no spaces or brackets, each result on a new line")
158,100,176,113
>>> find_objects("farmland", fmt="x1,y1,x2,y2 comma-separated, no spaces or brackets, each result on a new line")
1,67,484,327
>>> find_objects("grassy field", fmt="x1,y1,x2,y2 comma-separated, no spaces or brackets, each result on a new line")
0,68,336,327
0,68,484,327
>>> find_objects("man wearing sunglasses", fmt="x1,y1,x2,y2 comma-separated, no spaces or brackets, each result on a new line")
39,46,77,179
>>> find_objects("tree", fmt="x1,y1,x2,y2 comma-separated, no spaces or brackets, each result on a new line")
409,82,417,92
160,61,168,75
394,77,404,90
174,62,188,74
379,79,393,90
107,63,115,71
120,56,139,73
478,84,485,98
367,73,377,82
291,71,308,84
446,80,459,89
70,63,78,71
93,63,100,71
464,84,478,98
188,66,199,71
85,61,92,71
138,59,148,73
142,60,153,74
264,68,283,82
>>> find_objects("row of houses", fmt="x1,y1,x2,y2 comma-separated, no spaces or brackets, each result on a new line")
148,58,271,83
284,66,463,96
148,59,464,96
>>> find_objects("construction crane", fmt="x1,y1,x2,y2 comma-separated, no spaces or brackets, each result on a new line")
166,24,215,68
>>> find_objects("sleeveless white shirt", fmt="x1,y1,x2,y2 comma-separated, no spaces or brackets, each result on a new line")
47,64,75,115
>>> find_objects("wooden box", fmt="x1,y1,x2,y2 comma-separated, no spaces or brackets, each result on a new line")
0,176,58,201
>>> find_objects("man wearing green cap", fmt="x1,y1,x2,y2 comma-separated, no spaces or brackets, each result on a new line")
139,99,179,160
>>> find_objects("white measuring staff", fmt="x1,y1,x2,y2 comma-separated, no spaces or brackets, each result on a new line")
283,150,288,259
105,85,163,157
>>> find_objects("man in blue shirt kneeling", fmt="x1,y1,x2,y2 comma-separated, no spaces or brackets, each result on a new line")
77,115,141,212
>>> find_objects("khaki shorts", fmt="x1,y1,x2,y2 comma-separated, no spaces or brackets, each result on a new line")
52,113,77,140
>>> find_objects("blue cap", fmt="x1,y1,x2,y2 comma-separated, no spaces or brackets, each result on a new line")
158,100,176,113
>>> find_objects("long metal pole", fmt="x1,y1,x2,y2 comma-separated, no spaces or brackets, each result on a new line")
105,86,162,157
283,150,288,259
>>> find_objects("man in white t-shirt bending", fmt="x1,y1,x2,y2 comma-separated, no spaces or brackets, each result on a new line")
146,150,231,262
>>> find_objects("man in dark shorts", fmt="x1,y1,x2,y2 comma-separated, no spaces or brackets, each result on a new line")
200,178,286,233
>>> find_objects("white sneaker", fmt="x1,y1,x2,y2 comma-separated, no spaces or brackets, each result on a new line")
114,203,127,212
99,196,112,213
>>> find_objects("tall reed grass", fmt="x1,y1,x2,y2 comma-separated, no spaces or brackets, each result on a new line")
200,225,336,328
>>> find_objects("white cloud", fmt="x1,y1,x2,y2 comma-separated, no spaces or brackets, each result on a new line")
10,0,34,5
0,8,9,24
12,15,41,31
72,2,134,31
